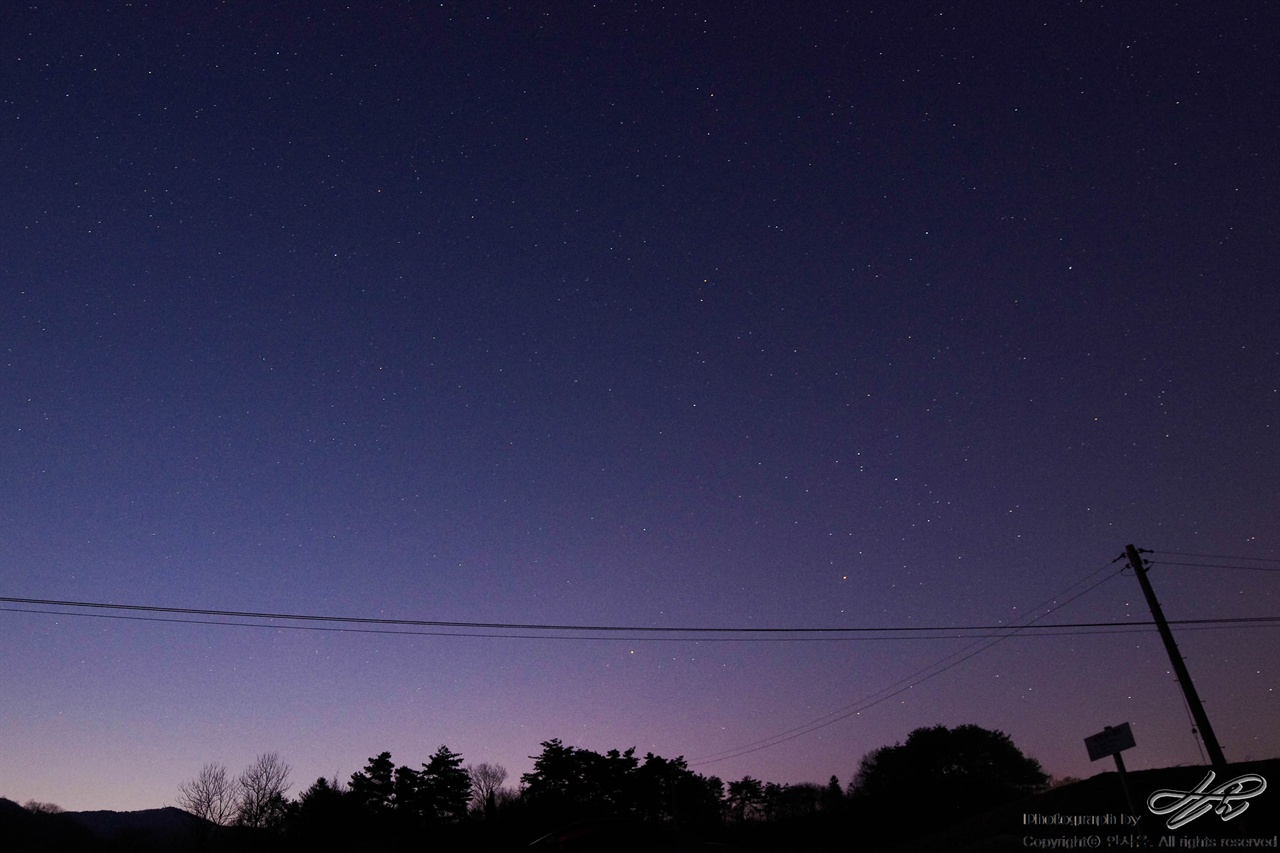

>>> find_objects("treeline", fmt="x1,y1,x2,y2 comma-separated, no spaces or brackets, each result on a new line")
172,738,858,851
176,745,492,850
166,725,1047,851
1,723,1048,851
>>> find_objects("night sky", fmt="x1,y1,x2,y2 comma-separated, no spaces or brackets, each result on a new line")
3,2,1278,813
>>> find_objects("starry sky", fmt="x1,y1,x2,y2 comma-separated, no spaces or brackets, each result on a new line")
2,2,1278,813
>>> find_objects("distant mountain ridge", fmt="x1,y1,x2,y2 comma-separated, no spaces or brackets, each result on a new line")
64,805,200,844
1,797,102,851
0,798,209,852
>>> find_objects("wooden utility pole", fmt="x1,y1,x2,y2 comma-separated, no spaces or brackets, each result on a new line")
1125,544,1227,768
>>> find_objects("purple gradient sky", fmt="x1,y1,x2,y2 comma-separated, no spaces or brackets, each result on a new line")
2,2,1278,812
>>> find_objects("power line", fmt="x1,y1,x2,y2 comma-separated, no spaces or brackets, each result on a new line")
1148,549,1280,564
1150,560,1280,573
4,605,1276,642
3,594,1278,638
5,573,1276,768
687,559,1280,767
688,562,1128,766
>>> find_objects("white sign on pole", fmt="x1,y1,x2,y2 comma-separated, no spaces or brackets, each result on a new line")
1085,722,1136,762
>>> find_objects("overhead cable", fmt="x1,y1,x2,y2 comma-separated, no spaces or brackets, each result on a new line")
1150,560,1280,573
1148,549,1280,564
3,594,1277,637
3,604,1276,642
688,562,1130,765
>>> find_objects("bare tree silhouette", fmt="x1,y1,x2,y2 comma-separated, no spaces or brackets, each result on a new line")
177,762,238,848
466,762,508,816
236,752,292,829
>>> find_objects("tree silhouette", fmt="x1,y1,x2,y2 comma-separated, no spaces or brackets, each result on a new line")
851,723,1049,836
295,775,348,819
820,775,845,813
767,782,821,821
349,752,396,813
521,742,644,820
292,776,360,850
235,752,292,830
633,753,723,825
420,744,471,822
177,762,238,826
725,777,765,822
466,762,508,817
522,740,726,826
521,738,584,820
591,747,640,814
177,762,238,849
393,764,422,817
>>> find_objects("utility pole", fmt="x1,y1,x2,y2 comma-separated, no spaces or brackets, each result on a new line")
1125,544,1227,768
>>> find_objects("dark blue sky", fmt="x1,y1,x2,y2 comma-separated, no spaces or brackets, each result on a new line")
2,2,1277,811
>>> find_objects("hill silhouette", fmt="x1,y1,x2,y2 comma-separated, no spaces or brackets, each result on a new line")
64,806,202,849
0,798,215,853
1,797,103,851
